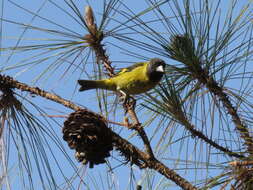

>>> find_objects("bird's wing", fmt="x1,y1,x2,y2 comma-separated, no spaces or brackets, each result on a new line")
116,62,146,76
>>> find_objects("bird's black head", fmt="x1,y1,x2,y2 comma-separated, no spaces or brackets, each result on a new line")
147,58,166,82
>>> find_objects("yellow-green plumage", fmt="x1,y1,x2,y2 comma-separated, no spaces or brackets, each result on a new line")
78,58,165,95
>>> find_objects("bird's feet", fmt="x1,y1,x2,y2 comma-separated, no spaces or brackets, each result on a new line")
119,91,136,111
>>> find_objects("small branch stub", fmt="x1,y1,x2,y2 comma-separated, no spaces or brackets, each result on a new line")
85,6,96,34
0,75,22,110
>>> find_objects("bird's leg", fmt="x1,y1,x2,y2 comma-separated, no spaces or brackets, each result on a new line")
119,90,136,111
127,96,136,109
119,90,127,103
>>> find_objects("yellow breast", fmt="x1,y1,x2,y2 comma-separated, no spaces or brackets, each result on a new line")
109,64,157,94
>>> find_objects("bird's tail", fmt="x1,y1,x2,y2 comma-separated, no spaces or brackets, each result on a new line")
78,79,116,91
78,80,99,91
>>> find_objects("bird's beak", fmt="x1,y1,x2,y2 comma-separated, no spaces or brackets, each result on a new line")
156,65,164,73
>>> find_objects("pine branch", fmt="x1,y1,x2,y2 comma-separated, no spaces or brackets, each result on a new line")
203,74,253,154
0,75,81,111
0,73,197,190
170,101,245,159
167,35,253,155
182,117,244,159
151,82,244,159
167,98,245,159
84,6,154,159
111,128,198,190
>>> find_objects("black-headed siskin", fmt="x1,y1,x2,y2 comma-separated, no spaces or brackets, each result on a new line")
78,58,165,95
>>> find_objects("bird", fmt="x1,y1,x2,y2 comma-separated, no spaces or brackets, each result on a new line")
78,58,166,99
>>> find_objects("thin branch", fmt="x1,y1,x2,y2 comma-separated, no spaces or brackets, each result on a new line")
84,6,154,159
182,118,244,159
196,68,253,155
229,161,253,167
150,82,244,159
0,75,81,111
111,129,198,190
172,102,245,159
168,35,253,155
